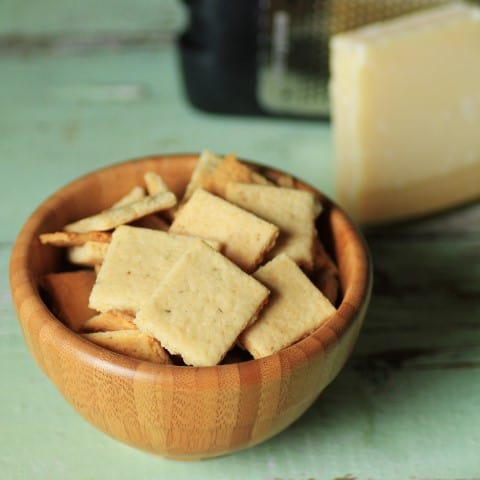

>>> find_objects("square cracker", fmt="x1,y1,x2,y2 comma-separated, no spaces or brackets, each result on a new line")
83,330,171,364
42,270,97,332
182,151,271,201
239,254,336,359
225,183,320,269
135,242,270,367
89,225,221,313
206,153,271,197
169,188,279,272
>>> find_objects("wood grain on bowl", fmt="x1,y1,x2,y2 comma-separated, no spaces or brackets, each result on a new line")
9,154,372,460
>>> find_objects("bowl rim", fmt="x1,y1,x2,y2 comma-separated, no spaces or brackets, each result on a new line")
10,153,373,380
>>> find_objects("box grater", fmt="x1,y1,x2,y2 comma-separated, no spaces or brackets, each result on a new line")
178,0,478,118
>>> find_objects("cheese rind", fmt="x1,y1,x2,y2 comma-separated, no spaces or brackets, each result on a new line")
330,2,480,224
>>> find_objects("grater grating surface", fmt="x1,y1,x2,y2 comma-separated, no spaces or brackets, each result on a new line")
256,0,476,117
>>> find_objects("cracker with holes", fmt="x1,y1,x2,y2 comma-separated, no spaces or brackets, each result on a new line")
134,242,270,366
42,270,97,332
81,310,137,333
64,191,176,232
170,188,279,272
83,330,171,364
89,225,222,313
225,183,320,269
239,254,336,359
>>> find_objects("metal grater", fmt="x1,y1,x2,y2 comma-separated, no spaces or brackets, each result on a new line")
256,0,479,117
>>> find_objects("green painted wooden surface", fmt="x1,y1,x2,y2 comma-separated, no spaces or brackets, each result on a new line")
1,2,480,478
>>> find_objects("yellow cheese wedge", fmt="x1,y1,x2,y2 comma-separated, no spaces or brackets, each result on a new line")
330,2,480,224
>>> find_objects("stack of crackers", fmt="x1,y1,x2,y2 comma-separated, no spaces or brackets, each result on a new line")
40,151,339,367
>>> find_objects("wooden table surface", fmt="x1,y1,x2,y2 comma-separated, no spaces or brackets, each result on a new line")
2,1,480,478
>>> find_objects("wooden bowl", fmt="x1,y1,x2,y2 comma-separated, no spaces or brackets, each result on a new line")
9,154,372,460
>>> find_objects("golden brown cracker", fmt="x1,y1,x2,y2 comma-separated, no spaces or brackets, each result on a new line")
206,154,271,197
39,231,111,247
182,150,222,203
144,171,169,195
81,310,137,333
83,330,171,364
89,225,222,313
134,242,270,366
169,188,279,272
144,171,178,220
64,192,177,233
226,183,320,269
239,254,336,359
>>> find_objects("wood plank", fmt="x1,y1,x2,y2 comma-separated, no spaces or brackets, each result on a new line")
355,232,480,369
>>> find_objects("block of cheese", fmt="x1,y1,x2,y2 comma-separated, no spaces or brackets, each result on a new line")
330,2,480,224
